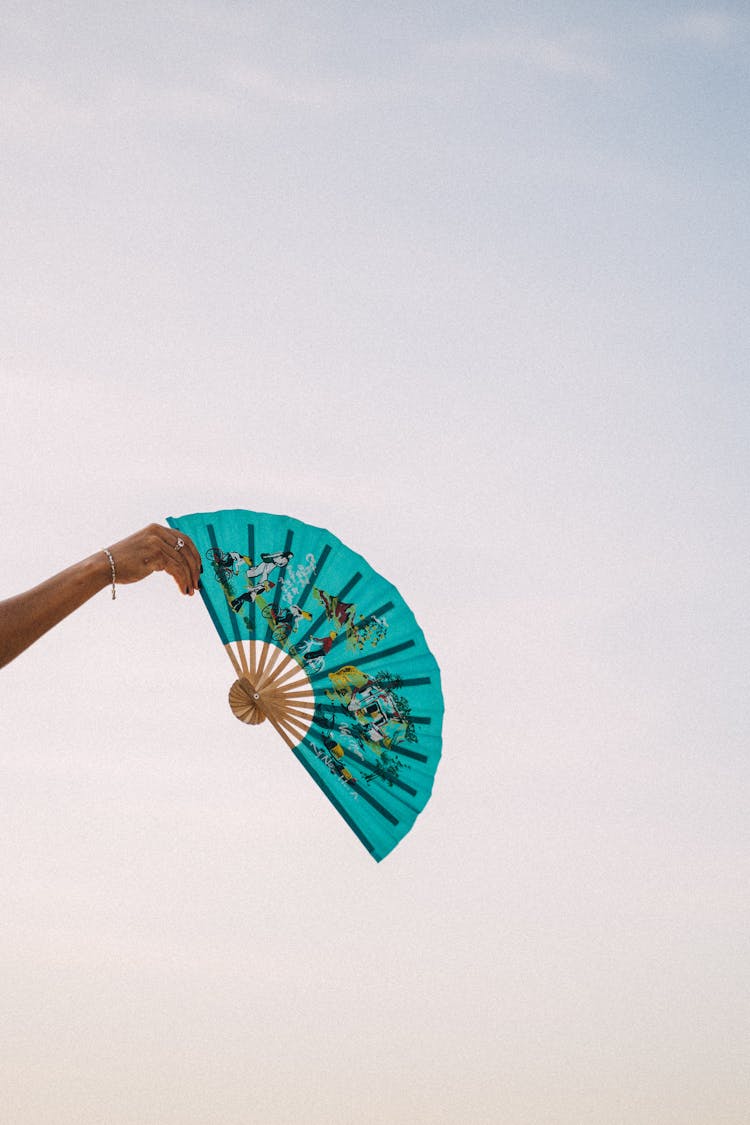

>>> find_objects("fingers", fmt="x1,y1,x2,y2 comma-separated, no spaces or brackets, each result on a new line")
107,524,202,596
151,525,201,594
150,526,201,595
162,525,201,583
153,544,193,596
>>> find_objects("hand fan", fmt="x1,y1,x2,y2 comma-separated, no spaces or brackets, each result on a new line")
167,509,443,861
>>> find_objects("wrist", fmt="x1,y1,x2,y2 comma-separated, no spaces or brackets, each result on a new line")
79,550,113,594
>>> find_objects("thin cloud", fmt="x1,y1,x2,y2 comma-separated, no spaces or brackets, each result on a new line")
107,79,233,122
0,65,323,137
0,63,363,139
0,68,234,136
425,28,611,83
0,72,93,135
225,65,337,109
666,10,743,46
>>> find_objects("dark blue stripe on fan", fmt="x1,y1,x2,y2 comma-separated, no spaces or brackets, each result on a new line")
320,600,395,660
264,528,294,643
338,572,363,598
295,570,363,652
293,741,376,857
207,522,241,645
359,768,418,798
268,543,333,664
302,733,399,826
349,782,399,826
362,600,394,623
384,744,429,763
306,715,419,798
307,638,416,683
247,523,256,637
293,543,332,613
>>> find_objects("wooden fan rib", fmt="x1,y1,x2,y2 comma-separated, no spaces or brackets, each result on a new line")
227,640,315,741
261,695,314,725
269,705,315,727
273,715,309,743
265,713,299,751
260,686,311,706
255,657,296,693
253,646,293,692
223,644,243,678
268,674,312,694
261,679,313,700
271,688,316,702
254,640,272,685
271,662,311,690
259,642,285,681
260,681,314,705
264,714,313,738
235,641,249,676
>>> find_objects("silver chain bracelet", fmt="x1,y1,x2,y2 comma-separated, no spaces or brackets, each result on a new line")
103,548,116,600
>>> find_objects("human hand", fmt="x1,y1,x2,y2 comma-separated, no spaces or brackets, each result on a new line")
106,524,202,595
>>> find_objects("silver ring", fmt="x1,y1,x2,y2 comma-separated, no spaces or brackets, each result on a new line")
175,537,185,551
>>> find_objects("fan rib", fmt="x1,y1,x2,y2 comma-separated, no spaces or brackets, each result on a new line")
223,644,243,678
265,713,299,751
267,702,314,726
254,659,287,695
268,661,310,690
272,711,309,738
274,687,315,702
226,639,315,741
259,643,288,683
261,686,313,718
269,676,311,695
254,640,272,686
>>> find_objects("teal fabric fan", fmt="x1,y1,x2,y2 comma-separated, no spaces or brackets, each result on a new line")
167,509,444,862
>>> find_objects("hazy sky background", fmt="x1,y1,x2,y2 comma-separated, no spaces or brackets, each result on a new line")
1,3,748,1122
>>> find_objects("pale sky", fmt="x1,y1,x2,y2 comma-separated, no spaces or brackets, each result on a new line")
2,3,749,1123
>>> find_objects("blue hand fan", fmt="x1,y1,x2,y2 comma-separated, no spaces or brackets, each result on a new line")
167,509,443,861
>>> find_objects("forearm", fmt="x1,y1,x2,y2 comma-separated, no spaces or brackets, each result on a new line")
0,552,111,669
0,524,200,671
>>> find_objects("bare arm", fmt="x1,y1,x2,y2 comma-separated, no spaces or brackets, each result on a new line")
0,524,201,669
